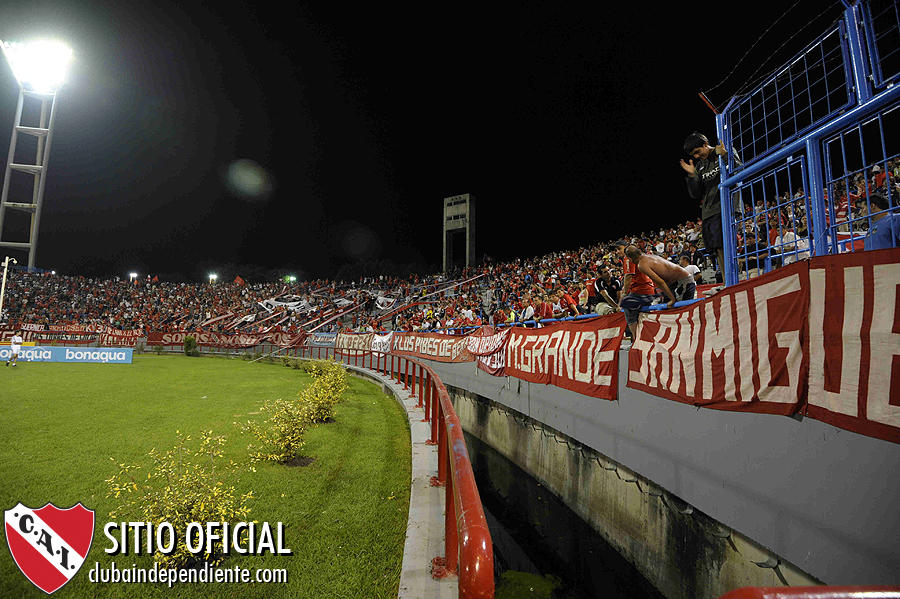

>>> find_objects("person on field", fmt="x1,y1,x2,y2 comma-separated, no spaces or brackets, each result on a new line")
7,329,24,367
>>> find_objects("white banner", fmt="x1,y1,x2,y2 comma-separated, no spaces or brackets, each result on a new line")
371,332,394,353
375,296,397,310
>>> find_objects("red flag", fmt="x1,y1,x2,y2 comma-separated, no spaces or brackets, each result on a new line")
234,275,245,286
151,275,159,283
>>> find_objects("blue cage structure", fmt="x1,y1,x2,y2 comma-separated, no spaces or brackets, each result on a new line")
717,0,900,285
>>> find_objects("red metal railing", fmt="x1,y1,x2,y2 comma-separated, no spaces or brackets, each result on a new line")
296,345,495,599
718,588,900,599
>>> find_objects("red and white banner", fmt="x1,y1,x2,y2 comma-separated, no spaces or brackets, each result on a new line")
466,327,510,375
101,326,142,337
4,325,144,346
2,330,94,345
146,330,304,348
504,314,627,400
97,334,139,347
627,262,809,415
267,331,307,347
805,249,900,443
626,250,900,443
17,324,142,336
335,332,373,354
392,331,472,363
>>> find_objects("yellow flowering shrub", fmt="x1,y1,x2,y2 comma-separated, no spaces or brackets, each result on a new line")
299,359,349,423
238,359,347,465
105,430,252,567
240,398,312,463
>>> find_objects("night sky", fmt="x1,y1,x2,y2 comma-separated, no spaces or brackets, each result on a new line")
0,0,846,281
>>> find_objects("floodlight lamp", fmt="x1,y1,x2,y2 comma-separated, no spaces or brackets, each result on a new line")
129,272,138,280
208,273,218,282
288,275,297,282
1,39,73,93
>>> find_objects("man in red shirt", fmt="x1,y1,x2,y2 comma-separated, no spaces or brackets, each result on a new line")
537,294,554,321
558,288,579,318
616,241,656,339
873,164,886,189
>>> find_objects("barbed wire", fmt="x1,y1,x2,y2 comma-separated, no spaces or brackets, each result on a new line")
704,0,844,107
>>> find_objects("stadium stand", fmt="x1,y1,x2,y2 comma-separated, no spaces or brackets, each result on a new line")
0,218,712,340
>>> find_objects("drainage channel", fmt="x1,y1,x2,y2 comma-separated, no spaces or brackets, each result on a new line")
464,431,664,599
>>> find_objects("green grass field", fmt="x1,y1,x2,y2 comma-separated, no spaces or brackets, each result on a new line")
0,354,411,598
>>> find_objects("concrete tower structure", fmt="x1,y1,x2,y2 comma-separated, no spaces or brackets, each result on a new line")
442,193,475,273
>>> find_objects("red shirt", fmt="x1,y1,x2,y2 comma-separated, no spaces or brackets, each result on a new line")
623,257,655,295
538,302,553,319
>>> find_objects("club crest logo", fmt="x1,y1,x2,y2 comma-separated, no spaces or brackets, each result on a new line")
5,502,94,594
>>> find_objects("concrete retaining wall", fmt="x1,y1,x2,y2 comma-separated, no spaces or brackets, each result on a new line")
421,352,900,597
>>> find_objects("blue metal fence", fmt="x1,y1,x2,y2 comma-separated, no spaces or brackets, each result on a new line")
729,156,812,281
726,23,854,171
822,101,900,251
863,0,900,88
718,0,900,286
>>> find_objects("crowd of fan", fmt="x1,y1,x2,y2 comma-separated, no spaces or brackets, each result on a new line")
1,219,714,335
2,125,895,336
7,165,897,336
0,271,445,334
393,219,710,333
732,162,897,272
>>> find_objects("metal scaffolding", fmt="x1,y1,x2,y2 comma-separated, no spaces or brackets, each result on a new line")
0,87,60,269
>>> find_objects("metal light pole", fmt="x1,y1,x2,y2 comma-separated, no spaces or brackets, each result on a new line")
0,255,17,323
0,40,73,269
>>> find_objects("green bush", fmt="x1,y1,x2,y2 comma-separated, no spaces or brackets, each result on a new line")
242,350,263,362
240,399,312,464
183,336,199,357
105,430,253,567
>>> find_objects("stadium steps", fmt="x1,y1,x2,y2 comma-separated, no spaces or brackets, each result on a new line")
3,202,36,213
15,126,49,137
9,163,42,176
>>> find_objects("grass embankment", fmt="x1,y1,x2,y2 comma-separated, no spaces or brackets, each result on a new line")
0,354,411,598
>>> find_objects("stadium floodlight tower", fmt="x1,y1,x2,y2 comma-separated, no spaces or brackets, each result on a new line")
0,255,17,323
0,39,73,270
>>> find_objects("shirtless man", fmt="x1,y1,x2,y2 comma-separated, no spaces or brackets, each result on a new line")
624,245,696,309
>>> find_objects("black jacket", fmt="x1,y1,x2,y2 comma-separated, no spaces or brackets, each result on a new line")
686,151,724,219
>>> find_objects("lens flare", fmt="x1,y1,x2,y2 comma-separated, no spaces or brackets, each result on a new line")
224,159,274,202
